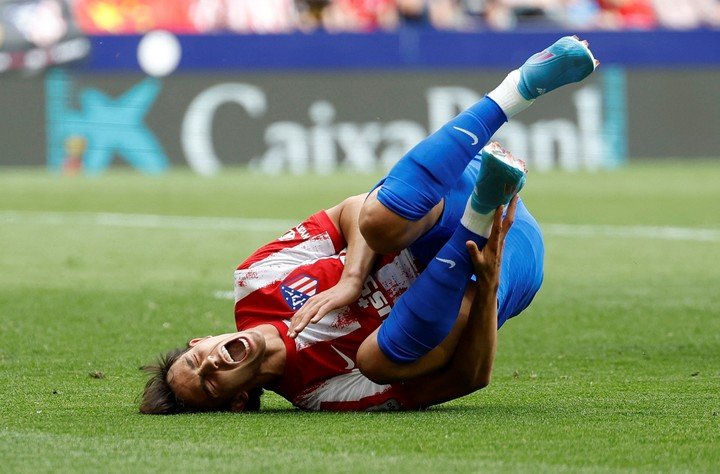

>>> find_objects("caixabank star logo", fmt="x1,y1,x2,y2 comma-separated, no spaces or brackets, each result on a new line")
46,69,168,175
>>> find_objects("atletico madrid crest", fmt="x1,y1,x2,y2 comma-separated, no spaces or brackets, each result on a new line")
280,274,318,311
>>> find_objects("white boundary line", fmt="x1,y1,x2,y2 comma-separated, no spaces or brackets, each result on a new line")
2,210,720,242
542,224,720,242
0,210,296,232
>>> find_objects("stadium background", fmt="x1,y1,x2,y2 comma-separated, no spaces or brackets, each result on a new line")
1,1,719,472
0,0,718,174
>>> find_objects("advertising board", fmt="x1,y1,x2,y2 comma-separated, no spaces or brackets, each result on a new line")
1,67,718,173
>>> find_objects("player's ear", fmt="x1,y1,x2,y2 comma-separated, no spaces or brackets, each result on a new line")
188,336,212,347
229,391,250,412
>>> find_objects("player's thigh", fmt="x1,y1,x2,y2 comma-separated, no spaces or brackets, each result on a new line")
359,187,443,254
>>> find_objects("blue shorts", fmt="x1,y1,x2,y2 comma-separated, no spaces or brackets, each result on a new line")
375,155,545,327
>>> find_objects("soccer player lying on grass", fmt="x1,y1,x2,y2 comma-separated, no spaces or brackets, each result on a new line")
140,36,598,413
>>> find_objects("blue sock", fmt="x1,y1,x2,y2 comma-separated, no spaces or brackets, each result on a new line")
377,225,486,363
377,97,506,221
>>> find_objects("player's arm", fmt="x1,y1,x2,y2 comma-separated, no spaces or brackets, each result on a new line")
332,193,378,294
288,194,379,337
398,198,516,407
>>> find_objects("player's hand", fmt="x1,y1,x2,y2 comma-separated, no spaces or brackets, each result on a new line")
287,277,363,339
466,195,517,290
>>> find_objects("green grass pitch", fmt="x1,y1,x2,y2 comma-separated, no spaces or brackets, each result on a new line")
1,162,719,472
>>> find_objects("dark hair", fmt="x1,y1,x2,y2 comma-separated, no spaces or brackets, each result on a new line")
139,347,191,414
139,347,264,414
243,387,264,412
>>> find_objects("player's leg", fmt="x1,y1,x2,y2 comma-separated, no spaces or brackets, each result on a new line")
496,197,545,328
359,97,505,254
360,36,597,254
357,145,527,381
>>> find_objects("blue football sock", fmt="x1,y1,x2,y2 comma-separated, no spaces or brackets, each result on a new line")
377,97,506,221
377,225,486,363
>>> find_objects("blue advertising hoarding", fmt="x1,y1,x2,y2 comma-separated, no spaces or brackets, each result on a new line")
1,30,718,174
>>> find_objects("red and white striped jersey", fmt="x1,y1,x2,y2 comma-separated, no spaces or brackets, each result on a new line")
234,211,422,411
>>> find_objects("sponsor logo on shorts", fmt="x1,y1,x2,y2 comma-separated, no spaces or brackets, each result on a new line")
330,345,355,370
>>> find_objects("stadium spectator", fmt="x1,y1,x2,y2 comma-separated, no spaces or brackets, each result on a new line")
477,0,561,30
223,0,299,33
296,0,330,31
397,0,473,30
140,35,597,413
321,0,398,32
560,0,604,29
650,0,720,29
597,0,657,29
396,0,431,29
186,0,300,34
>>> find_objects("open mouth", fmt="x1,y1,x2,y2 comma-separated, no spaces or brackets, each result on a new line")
220,337,250,363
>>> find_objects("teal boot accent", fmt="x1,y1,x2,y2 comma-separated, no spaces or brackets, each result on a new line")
518,36,597,101
470,142,527,214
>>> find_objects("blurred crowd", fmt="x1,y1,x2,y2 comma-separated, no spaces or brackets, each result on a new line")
1,0,719,38
67,0,720,33
2,0,717,74
301,0,720,32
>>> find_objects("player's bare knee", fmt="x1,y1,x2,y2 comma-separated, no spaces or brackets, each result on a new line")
356,350,387,384
356,338,398,385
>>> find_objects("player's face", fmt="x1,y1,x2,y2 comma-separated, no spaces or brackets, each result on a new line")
167,330,266,410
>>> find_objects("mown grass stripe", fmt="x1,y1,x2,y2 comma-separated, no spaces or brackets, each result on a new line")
2,210,719,242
